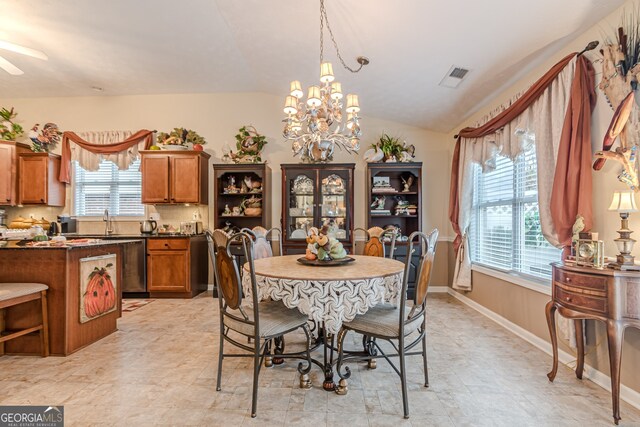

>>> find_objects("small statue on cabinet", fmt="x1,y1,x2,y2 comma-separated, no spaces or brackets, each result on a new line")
225,176,238,194
371,195,386,210
241,175,252,193
222,204,232,216
401,175,414,192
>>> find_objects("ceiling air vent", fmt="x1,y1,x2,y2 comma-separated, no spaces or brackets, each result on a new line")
439,65,470,89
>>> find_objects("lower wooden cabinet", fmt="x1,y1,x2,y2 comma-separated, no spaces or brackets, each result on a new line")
146,236,208,298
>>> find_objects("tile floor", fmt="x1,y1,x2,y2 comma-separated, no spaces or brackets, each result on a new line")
1,293,640,426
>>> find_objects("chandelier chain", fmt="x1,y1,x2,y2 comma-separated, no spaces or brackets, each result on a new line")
319,0,364,73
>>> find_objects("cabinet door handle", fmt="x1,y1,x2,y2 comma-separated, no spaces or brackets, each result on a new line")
5,198,9,202
40,198,44,202
566,277,572,283
565,296,572,303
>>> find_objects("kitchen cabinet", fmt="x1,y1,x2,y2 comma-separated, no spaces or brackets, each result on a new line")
0,141,32,206
18,152,65,206
146,236,208,298
281,163,354,254
140,151,210,204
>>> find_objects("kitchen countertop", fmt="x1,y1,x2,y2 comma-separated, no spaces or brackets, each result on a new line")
61,233,205,239
0,239,143,250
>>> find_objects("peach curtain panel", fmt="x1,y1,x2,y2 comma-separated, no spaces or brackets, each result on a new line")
59,129,154,183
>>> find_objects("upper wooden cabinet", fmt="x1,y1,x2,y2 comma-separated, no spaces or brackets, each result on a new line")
18,152,65,206
140,151,210,205
0,141,30,206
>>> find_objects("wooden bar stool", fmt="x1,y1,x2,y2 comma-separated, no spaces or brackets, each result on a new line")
0,283,50,357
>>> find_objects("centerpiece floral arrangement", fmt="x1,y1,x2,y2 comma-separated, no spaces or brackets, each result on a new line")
224,125,268,163
304,225,347,261
156,128,206,150
0,107,24,141
363,133,415,163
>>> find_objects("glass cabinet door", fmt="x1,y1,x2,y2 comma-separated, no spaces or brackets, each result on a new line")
286,171,316,241
319,171,350,242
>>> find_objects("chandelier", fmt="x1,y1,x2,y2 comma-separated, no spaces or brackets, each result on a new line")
282,0,368,163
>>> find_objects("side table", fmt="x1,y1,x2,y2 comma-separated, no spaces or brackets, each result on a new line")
546,262,640,424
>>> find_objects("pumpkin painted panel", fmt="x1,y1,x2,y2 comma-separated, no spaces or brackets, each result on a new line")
79,254,118,324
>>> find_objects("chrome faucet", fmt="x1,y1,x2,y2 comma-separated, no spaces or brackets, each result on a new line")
103,209,114,235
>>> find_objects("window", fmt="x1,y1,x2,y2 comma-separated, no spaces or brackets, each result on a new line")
74,159,144,217
469,145,560,281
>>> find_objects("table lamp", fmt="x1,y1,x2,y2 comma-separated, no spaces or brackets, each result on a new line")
608,190,639,269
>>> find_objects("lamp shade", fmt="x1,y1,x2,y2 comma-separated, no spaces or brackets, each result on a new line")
307,85,322,107
320,62,335,83
330,82,343,100
283,95,298,115
345,94,360,113
609,190,639,213
290,80,303,99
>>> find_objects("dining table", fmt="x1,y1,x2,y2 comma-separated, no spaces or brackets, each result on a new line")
242,254,405,391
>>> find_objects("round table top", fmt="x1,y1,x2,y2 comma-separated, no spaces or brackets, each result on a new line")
245,254,405,281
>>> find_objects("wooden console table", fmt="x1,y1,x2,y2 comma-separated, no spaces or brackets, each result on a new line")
546,262,640,424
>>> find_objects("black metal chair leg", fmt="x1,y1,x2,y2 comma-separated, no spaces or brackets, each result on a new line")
422,329,429,387
216,327,224,391
251,342,260,418
399,343,409,419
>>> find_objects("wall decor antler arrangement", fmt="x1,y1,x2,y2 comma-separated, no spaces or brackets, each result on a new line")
595,13,640,191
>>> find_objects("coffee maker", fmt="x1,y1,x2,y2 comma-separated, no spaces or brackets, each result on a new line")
57,215,77,234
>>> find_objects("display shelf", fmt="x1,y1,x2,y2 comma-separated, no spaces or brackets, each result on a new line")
281,163,354,255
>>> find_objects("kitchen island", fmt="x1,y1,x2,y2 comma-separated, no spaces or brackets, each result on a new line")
0,240,140,356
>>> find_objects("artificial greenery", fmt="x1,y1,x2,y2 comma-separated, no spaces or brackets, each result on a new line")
0,107,24,141
372,133,415,161
232,125,268,163
157,127,206,146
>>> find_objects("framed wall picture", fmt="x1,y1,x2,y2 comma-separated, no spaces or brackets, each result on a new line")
79,254,117,324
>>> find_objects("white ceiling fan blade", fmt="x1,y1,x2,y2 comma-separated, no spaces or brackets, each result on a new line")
0,40,47,60
0,55,24,75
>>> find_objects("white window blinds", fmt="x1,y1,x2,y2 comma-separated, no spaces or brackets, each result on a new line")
73,159,144,217
469,145,560,281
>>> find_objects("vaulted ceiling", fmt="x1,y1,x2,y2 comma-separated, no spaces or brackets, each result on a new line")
0,0,625,132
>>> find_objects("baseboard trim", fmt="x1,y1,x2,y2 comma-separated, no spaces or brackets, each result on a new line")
447,288,640,411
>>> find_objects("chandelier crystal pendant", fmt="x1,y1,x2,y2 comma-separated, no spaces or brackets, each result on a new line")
282,0,368,163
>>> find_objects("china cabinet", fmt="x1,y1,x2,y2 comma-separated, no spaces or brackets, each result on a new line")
140,150,210,204
212,163,272,233
366,162,422,297
281,163,354,254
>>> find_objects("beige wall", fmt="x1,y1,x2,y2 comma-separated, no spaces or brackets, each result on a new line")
2,91,452,277
447,0,640,397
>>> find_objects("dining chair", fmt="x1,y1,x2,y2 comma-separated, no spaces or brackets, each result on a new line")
335,228,439,419
240,226,283,258
205,229,313,418
355,226,398,258
239,226,286,366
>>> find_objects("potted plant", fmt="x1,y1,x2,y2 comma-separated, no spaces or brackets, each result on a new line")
156,128,206,150
224,126,268,163
364,133,415,163
0,107,24,141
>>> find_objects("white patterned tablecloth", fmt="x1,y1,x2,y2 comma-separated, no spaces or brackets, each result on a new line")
241,255,404,334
